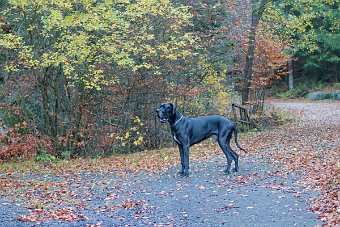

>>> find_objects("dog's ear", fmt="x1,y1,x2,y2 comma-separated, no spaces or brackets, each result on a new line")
170,103,176,115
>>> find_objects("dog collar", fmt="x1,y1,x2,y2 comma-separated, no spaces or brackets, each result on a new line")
173,115,183,127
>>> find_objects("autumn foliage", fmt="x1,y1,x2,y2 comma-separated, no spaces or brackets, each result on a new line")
251,22,291,90
0,1,338,225
0,105,52,160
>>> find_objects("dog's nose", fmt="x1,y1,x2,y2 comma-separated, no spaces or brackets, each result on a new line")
155,108,160,113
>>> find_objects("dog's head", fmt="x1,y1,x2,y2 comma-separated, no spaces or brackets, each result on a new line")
156,103,176,124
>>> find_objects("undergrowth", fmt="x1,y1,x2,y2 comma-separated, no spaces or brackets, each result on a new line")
274,82,324,99
307,91,340,100
250,108,295,131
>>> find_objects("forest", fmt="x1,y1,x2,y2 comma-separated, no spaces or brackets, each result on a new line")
0,0,339,226
0,0,339,158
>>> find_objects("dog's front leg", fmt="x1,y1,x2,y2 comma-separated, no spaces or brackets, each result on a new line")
178,145,184,175
182,144,190,177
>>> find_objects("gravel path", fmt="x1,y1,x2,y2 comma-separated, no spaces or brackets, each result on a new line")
0,160,321,227
2,99,338,227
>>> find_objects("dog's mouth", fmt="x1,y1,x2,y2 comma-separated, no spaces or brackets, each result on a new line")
156,108,169,123
160,118,168,123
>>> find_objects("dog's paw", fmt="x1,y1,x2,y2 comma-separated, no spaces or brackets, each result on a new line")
181,170,189,178
177,170,186,177
232,168,239,172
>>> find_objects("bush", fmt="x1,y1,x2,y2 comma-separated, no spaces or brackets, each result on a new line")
0,106,52,161
274,81,325,99
274,84,311,99
34,149,57,163
0,135,52,161
60,151,71,159
331,83,340,90
307,91,340,100
251,109,294,131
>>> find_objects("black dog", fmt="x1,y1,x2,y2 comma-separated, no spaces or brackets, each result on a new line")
156,103,247,177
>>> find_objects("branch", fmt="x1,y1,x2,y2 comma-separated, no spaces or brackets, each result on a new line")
0,93,8,102
252,0,270,24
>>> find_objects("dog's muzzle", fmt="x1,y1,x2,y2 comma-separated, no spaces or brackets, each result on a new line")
160,118,168,123
156,108,168,123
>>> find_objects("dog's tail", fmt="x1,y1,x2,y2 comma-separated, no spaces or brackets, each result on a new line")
233,126,247,153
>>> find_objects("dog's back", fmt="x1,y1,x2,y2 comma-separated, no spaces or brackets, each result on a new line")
190,115,234,129
186,115,234,146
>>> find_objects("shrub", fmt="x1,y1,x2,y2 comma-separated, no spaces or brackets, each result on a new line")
307,91,340,100
35,149,57,163
0,134,52,161
60,151,72,159
331,83,340,90
274,84,311,99
274,81,325,99
251,109,294,131
0,106,52,161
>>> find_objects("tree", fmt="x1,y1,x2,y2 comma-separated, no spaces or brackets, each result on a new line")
271,0,339,84
176,0,235,114
0,0,196,155
251,21,291,91
242,0,269,105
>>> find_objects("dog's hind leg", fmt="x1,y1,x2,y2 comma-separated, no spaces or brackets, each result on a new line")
218,136,233,175
230,150,239,172
226,130,239,172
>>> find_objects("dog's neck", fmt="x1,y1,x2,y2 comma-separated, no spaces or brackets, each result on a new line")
170,110,184,127
173,115,183,127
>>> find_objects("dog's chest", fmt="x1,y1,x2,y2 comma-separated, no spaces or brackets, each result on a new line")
173,134,181,144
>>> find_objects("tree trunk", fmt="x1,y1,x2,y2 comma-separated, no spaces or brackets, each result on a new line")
39,83,54,137
242,0,268,105
288,59,294,90
242,26,257,105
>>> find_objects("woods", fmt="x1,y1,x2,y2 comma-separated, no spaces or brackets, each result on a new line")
0,0,339,226
0,0,339,157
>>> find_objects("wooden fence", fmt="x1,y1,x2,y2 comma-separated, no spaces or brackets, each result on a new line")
232,89,266,131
